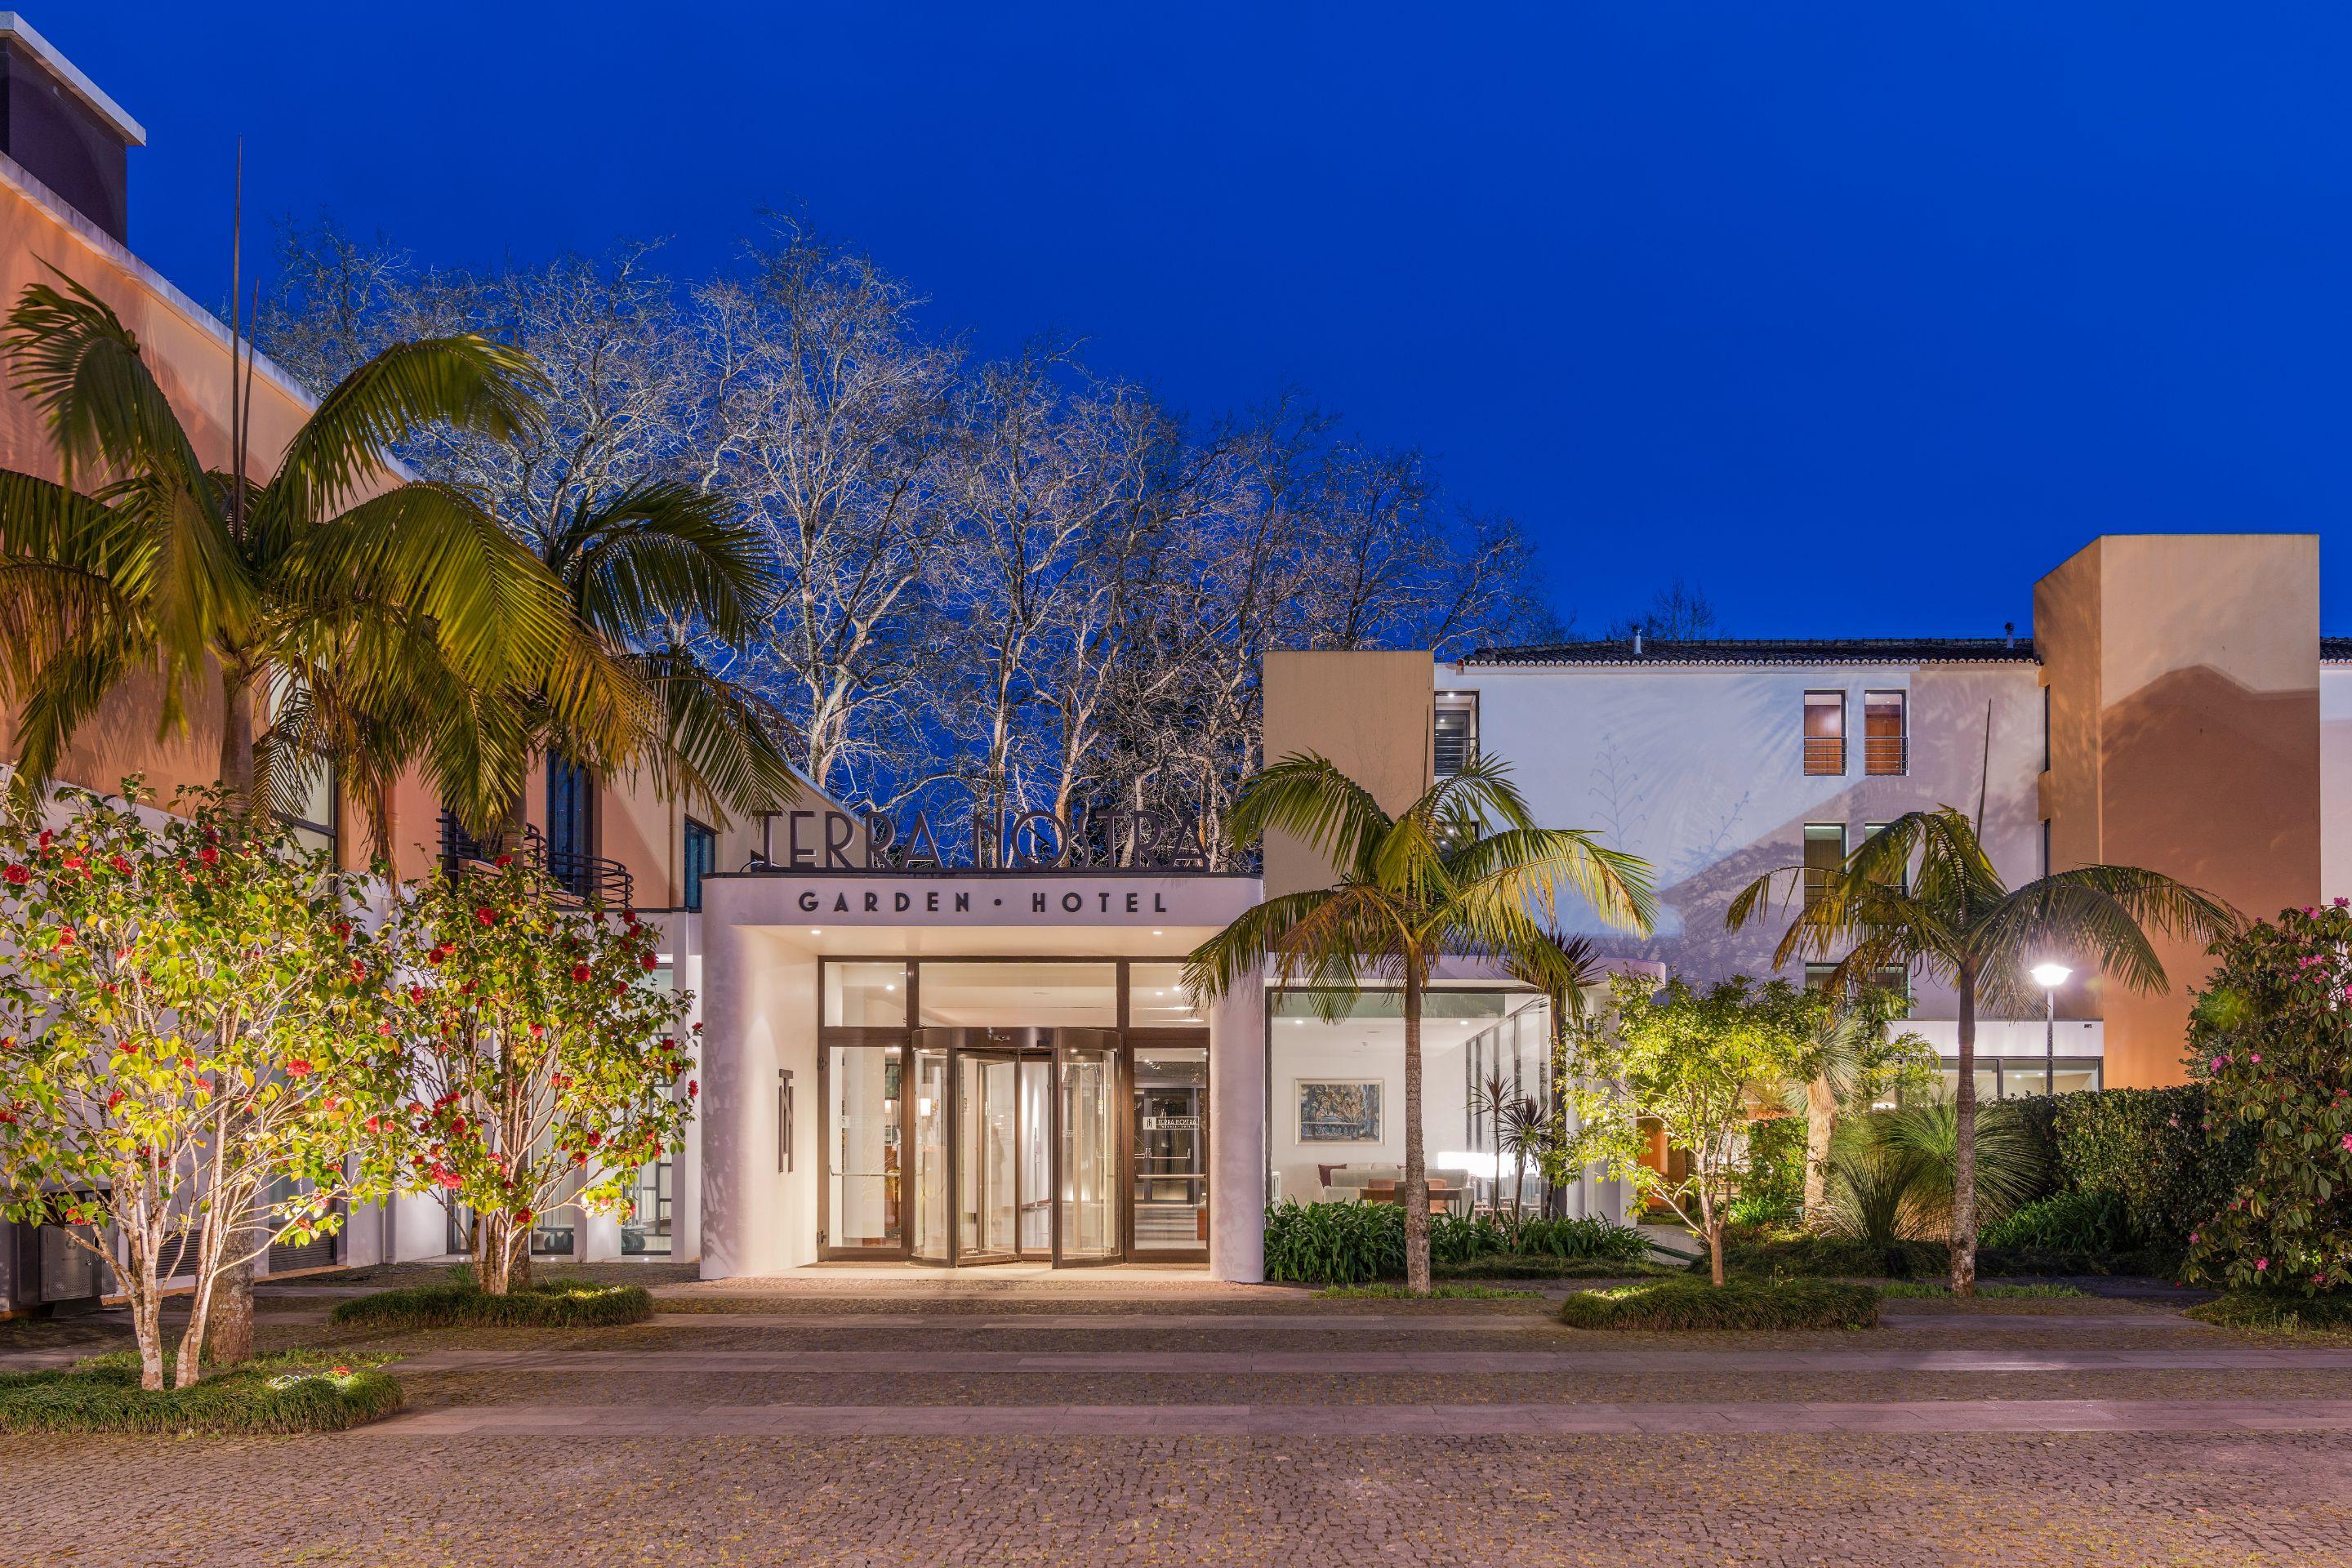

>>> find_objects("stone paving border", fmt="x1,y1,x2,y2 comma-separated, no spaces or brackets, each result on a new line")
355,1396,2352,1437
385,1344,2350,1374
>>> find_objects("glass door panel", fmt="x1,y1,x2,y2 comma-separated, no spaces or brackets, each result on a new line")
1019,1058,1052,1255
1131,1045,1207,1254
911,1043,947,1263
958,1054,1020,1259
1057,1039,1120,1262
826,1045,902,1251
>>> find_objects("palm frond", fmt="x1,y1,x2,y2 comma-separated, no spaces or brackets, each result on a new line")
621,645,802,822
261,335,546,526
1223,752,1394,878
555,483,771,647
1445,825,1657,936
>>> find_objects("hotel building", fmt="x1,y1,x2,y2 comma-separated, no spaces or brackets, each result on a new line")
0,22,2343,1307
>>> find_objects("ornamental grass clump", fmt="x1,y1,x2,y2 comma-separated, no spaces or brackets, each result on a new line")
1557,1276,1880,1332
0,1352,401,1435
330,1267,653,1330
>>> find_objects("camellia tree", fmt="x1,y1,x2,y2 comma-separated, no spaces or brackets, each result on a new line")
1563,973,1824,1286
382,856,693,1294
0,784,403,1391
2183,900,2352,1294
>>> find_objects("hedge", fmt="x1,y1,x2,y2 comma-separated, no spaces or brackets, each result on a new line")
329,1274,654,1330
0,1353,402,1435
2046,1084,2250,1249
1261,1200,1650,1285
1558,1276,1879,1332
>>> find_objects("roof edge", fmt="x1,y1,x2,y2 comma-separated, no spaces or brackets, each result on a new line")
0,13,147,146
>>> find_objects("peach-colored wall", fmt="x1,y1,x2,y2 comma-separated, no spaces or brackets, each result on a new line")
1260,650,1434,897
0,154,334,809
2034,534,2321,1086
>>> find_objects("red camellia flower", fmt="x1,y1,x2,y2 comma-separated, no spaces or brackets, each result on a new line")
60,852,83,871
283,1059,314,1077
570,964,591,983
641,951,657,970
516,1207,533,1225
474,906,497,927
5,863,29,885
688,1079,700,1099
109,855,134,876
528,1022,544,1038
198,846,219,867
53,926,74,949
494,853,513,869
106,1090,125,1109
333,921,351,940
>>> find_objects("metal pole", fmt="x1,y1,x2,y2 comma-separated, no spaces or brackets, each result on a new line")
2045,989,2056,1094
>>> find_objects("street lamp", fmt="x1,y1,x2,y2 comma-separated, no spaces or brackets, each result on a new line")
2029,962,2072,1094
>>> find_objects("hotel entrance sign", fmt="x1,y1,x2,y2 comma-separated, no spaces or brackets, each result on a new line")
755,806,1218,874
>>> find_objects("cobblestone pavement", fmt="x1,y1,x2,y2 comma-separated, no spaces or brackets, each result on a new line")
5,1281,2351,1566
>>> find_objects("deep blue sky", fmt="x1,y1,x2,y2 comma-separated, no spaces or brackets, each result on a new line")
51,2,2352,637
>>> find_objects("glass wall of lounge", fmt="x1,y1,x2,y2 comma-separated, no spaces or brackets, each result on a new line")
1265,986,1590,1218
819,958,1210,1265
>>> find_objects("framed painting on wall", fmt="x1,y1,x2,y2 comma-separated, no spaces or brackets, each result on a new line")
1294,1079,1383,1143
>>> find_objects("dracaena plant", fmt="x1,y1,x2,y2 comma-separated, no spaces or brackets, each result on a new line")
380,858,694,1294
0,782,406,1391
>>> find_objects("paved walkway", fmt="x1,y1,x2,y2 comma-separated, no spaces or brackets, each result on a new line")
359,1396,2352,1437
388,1343,2348,1374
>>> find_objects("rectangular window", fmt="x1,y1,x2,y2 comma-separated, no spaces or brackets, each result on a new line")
1863,690,1907,776
823,961,908,1027
1802,822,1846,908
1433,692,1479,778
1872,963,1911,1012
1803,962,1838,991
916,962,1117,1027
1802,691,1846,775
683,817,717,911
2042,684,2052,772
1127,963,1203,1027
826,1044,904,1250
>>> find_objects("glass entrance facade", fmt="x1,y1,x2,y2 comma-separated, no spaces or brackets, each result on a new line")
818,959,1209,1266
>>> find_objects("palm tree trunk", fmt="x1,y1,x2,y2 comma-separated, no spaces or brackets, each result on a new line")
1950,964,1980,1298
1803,1076,1838,1225
208,657,261,1367
1403,958,1431,1296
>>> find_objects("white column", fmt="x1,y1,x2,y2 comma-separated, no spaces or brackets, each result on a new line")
1208,969,1266,1282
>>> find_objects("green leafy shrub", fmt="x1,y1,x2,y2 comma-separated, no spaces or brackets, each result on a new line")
1264,1201,1649,1284
0,1353,400,1435
1437,1254,1674,1281
1877,1281,2084,1299
2188,1291,2352,1332
1981,1190,2140,1254
1719,1233,1949,1280
2179,904,2352,1293
1312,1283,1540,1300
330,1272,653,1330
2054,1084,2247,1251
1558,1276,1878,1331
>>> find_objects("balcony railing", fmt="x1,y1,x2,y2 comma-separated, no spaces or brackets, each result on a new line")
438,813,635,909
1863,734,1909,776
1802,735,1846,775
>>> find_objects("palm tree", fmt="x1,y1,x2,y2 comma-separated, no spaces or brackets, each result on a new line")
0,273,572,835
1728,805,2238,1294
1186,752,1655,1294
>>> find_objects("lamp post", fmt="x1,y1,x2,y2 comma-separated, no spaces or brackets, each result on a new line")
2029,962,2072,1095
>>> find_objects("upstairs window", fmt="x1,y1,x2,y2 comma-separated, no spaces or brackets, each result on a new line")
684,817,717,912
1802,822,1846,909
1863,690,1907,776
1802,691,1845,775
1433,692,1479,778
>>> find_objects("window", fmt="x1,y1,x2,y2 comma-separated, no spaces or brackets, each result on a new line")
266,672,336,858
1863,690,1906,776
1802,823,1846,908
1870,963,1911,1011
546,756,595,897
1433,692,1479,778
1802,691,1845,775
683,817,717,911
1862,821,1908,890
2041,684,2051,772
1803,963,1837,991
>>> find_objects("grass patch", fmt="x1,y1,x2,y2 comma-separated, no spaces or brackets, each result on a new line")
2187,1291,2352,1334
0,1352,400,1435
1878,1281,2086,1299
1559,1276,1880,1332
1312,1283,1542,1300
329,1271,653,1331
1437,1254,1679,1281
